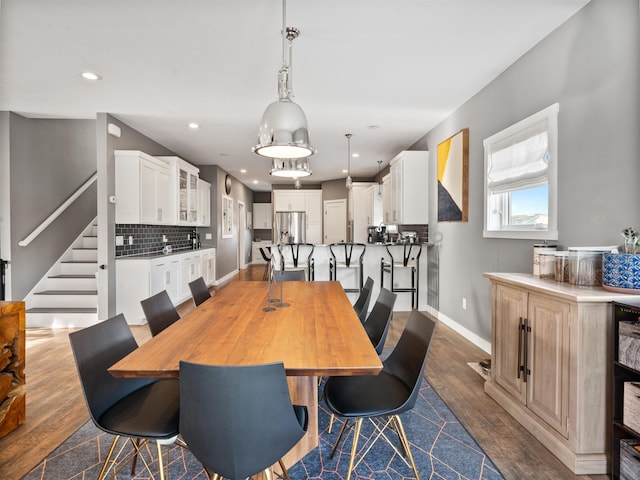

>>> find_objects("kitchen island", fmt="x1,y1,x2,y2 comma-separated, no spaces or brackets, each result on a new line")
271,242,434,312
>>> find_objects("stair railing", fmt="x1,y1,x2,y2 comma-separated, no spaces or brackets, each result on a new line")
18,173,97,247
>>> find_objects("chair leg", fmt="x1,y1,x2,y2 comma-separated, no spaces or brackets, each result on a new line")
156,440,166,480
345,418,363,480
328,412,336,433
330,418,350,458
278,458,291,480
97,435,121,480
393,415,420,480
130,437,141,474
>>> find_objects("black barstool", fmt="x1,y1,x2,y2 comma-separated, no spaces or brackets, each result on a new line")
277,243,315,280
380,243,422,309
259,247,272,280
329,243,366,293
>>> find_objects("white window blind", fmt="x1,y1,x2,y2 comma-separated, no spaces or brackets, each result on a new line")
486,119,549,193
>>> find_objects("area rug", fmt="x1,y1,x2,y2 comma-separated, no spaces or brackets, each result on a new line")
23,381,504,479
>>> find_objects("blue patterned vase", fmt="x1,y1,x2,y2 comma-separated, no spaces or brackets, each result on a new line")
602,253,640,293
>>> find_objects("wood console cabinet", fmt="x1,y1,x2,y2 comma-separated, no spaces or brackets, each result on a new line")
484,273,640,475
0,301,26,438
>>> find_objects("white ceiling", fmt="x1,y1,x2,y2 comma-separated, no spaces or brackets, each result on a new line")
0,0,590,191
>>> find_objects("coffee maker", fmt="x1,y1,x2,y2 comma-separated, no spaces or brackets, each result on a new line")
367,225,386,243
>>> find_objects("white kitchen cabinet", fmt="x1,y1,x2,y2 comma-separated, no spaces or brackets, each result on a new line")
150,257,181,303
116,248,216,324
272,190,322,244
349,183,378,244
158,156,200,226
483,272,635,475
273,191,306,212
197,179,211,227
389,151,429,224
253,203,273,229
200,249,216,286
180,252,202,299
115,150,172,224
382,174,392,224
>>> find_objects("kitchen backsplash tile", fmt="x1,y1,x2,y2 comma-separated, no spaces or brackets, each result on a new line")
115,224,196,257
398,224,429,243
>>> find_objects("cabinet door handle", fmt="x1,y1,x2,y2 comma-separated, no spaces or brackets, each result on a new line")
524,319,532,379
517,317,525,379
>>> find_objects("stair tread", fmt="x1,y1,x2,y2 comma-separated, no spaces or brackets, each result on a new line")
35,290,98,295
26,307,97,313
61,261,97,264
49,274,95,279
73,247,97,250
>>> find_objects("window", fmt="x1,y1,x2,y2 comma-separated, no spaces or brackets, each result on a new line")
483,103,559,240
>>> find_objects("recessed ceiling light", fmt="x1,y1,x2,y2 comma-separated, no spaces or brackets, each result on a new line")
253,180,258,184
352,153,359,158
240,169,247,173
188,122,200,129
342,169,348,174
81,72,101,81
367,125,380,130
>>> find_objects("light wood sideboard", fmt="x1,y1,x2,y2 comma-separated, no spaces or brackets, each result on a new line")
484,273,640,475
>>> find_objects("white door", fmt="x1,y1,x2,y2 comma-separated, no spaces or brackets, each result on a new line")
324,199,347,244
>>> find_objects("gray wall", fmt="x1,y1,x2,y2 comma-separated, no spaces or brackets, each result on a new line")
199,166,253,280
412,0,640,344
6,113,97,300
99,114,177,315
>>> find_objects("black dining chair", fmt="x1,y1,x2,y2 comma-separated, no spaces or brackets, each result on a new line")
363,287,396,354
188,276,211,307
68,314,180,480
323,309,437,480
353,276,374,324
179,361,308,480
140,290,180,336
274,269,306,281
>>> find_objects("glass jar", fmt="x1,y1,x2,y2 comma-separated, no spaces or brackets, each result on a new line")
568,248,612,286
554,251,569,282
539,251,556,279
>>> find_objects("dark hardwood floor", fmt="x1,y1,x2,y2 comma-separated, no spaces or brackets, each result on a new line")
0,266,609,479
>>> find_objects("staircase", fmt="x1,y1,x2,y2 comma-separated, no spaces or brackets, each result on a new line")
25,222,99,328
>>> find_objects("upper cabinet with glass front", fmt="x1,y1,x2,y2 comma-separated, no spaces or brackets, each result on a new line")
158,156,200,225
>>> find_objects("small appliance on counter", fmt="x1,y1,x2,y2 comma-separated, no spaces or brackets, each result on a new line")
400,231,418,244
367,225,386,243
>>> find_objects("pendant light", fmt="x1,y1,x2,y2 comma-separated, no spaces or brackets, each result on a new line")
253,0,315,159
345,133,353,190
270,157,311,177
377,160,383,198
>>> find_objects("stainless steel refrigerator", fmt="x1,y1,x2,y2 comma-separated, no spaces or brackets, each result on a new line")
274,211,306,244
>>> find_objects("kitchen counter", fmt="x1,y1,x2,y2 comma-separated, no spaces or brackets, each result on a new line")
269,242,435,311
116,246,214,260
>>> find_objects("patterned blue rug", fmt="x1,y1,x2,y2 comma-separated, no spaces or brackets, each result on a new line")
23,381,503,479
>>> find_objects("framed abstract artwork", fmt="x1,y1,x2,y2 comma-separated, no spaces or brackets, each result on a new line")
437,128,469,222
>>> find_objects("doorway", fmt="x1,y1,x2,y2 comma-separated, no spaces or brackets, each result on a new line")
323,199,347,244
238,201,246,269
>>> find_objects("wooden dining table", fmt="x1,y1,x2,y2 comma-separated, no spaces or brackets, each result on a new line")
109,280,382,466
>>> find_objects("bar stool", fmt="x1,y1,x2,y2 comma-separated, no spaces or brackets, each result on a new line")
380,243,422,309
259,247,272,280
329,243,366,293
277,243,315,280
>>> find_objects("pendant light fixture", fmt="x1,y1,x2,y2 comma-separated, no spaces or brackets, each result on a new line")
345,133,353,190
270,157,311,177
253,0,315,159
377,160,383,198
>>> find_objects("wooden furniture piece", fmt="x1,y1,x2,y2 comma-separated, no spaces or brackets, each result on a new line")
110,281,382,465
612,299,640,480
0,301,26,439
484,272,640,475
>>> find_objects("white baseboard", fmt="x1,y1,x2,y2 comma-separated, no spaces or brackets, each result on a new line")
426,306,492,355
214,269,239,287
